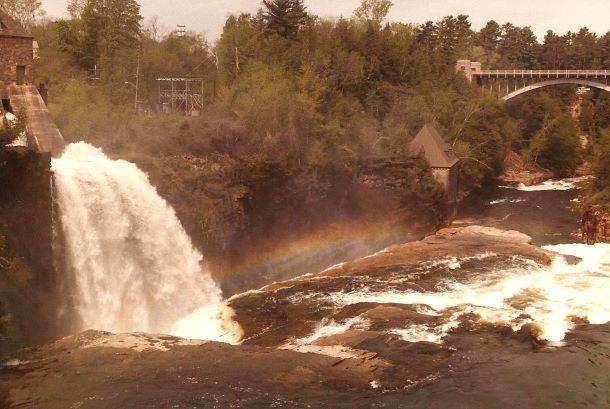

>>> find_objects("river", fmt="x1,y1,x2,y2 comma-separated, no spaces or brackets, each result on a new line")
457,178,585,245
5,158,610,408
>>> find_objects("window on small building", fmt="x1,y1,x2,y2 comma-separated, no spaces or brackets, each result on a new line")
0,20,6,29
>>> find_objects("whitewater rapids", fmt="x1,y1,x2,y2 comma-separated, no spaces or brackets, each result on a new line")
306,244,610,345
52,143,239,343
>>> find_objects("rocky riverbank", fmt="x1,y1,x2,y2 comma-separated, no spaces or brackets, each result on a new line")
500,150,554,186
7,225,609,408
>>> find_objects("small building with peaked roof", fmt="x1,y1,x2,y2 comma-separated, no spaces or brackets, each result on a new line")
408,124,460,205
0,9,34,86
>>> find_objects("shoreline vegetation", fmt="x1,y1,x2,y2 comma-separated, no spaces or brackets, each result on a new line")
30,0,610,253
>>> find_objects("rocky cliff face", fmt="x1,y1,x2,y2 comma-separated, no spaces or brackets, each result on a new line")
0,147,60,355
132,153,442,296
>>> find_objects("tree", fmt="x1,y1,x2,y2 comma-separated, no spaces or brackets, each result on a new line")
599,31,610,68
353,0,393,26
0,0,44,29
80,0,142,69
261,0,307,38
416,21,438,67
572,27,598,68
498,23,539,68
66,0,86,19
540,30,568,68
477,20,501,53
593,129,610,192
435,15,472,66
528,114,581,176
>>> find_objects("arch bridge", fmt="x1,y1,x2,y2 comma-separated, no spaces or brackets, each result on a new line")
457,60,610,101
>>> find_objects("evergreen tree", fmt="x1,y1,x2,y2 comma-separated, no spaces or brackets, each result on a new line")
416,21,438,67
498,23,539,68
261,0,307,38
572,27,598,69
477,20,500,53
540,30,567,68
599,31,610,68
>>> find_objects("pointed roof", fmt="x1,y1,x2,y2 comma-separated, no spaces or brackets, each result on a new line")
408,124,460,168
0,9,32,38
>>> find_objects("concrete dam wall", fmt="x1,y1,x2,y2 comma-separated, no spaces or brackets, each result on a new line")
1,83,66,156
0,85,66,353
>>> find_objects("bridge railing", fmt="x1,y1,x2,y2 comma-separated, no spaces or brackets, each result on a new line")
474,70,610,78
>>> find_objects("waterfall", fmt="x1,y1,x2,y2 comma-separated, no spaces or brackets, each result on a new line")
52,142,234,341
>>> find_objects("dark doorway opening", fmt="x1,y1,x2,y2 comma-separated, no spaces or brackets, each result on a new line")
16,66,25,85
2,99,13,113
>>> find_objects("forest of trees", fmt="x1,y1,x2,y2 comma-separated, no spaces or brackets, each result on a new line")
6,0,610,203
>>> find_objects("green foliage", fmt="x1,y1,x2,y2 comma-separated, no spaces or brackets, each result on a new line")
593,129,610,191
260,0,307,38
238,154,293,186
477,20,501,53
0,0,44,29
80,0,142,67
353,0,393,26
589,130,610,209
41,0,142,84
402,157,447,217
497,23,539,68
35,2,609,215
527,113,582,176
308,123,358,173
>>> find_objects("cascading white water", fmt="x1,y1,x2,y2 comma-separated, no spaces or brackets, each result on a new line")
52,142,237,342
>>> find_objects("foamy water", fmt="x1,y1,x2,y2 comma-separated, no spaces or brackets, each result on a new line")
297,244,610,344
502,177,590,192
53,143,240,343
489,198,527,205
296,316,369,345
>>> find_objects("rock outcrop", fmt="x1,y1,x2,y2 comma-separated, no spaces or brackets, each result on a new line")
501,150,553,186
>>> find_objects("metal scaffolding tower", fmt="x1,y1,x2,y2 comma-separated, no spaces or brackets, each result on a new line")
156,77,204,116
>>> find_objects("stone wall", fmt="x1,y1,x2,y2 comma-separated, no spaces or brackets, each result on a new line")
0,148,53,282
432,167,459,205
0,147,58,354
0,36,33,84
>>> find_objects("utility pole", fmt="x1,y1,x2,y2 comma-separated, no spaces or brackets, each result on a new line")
235,47,240,75
134,46,141,114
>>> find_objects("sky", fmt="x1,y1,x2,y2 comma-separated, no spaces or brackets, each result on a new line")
40,0,610,42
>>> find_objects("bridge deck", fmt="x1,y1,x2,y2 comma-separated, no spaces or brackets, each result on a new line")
474,70,610,79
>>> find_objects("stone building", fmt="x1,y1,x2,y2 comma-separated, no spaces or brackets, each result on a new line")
456,60,482,82
0,9,33,86
408,124,460,206
0,10,64,154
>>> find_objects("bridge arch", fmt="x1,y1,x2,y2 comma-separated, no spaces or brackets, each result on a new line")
502,79,610,101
